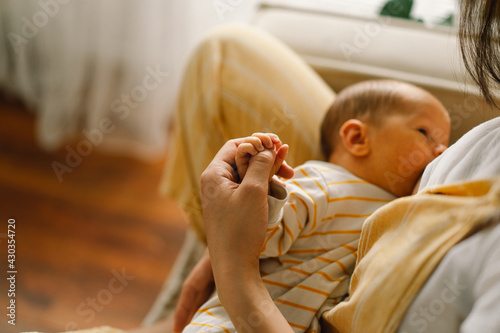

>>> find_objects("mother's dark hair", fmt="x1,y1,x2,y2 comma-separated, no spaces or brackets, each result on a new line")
459,0,500,107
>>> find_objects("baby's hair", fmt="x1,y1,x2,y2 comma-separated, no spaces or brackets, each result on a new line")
320,79,425,160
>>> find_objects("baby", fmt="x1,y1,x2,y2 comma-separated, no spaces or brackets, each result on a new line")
184,80,451,333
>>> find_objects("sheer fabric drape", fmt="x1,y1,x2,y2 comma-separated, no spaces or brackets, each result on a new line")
0,0,195,159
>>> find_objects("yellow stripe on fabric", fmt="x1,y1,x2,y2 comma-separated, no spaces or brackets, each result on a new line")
298,230,361,239
217,325,231,333
262,278,292,289
317,256,336,263
314,271,343,283
288,321,309,330
190,323,214,328
328,196,391,203
291,179,318,229
317,169,336,173
342,244,357,252
321,213,372,222
296,284,330,297
204,310,228,322
262,226,280,253
335,261,349,275
284,223,295,243
275,299,317,312
197,304,224,312
299,166,331,228
327,180,370,185
266,225,280,232
299,167,329,198
288,267,312,276
287,248,331,254
314,257,349,275
289,198,304,231
277,234,283,256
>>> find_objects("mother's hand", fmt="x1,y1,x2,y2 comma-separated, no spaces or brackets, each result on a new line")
201,138,274,269
200,138,293,333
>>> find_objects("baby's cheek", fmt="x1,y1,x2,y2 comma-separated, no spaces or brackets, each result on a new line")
411,143,435,167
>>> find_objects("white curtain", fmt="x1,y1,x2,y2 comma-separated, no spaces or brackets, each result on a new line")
0,0,259,160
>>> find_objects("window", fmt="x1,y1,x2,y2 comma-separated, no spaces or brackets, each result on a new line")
263,0,457,28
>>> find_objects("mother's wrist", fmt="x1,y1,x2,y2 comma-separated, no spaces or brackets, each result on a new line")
214,264,293,333
212,253,261,281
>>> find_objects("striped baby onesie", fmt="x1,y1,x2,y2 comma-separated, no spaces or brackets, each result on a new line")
183,161,395,333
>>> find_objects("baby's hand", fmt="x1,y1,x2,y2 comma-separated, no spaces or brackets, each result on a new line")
236,133,294,182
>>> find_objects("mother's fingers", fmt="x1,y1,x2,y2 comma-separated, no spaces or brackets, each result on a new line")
240,148,276,192
214,138,245,165
236,143,260,180
201,138,245,188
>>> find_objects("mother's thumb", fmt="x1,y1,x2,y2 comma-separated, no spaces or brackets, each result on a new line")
241,149,275,190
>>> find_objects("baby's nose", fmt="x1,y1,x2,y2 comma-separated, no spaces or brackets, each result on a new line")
433,144,447,157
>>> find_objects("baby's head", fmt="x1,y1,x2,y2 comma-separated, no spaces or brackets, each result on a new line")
321,80,450,197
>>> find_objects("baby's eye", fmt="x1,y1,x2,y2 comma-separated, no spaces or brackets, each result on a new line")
418,128,428,136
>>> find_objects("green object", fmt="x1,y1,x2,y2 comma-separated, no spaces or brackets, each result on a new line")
440,13,454,26
379,0,454,26
380,0,414,19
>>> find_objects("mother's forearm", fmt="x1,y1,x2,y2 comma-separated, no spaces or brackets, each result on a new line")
214,263,293,333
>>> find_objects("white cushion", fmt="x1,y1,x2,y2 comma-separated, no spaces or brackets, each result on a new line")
251,3,466,91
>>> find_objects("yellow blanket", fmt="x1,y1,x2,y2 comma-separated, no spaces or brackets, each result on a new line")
323,178,500,333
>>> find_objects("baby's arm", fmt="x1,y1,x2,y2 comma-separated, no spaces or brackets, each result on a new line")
236,133,294,182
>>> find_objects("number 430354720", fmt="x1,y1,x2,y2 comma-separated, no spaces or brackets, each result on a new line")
8,219,15,269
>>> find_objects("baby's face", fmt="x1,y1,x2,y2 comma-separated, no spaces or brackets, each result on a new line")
370,94,450,197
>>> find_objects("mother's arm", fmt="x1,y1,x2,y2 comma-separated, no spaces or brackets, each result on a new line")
172,249,214,332
200,139,293,333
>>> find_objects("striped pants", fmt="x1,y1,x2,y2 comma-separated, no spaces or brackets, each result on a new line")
159,24,335,241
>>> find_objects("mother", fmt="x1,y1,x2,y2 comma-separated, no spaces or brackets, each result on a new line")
143,0,500,332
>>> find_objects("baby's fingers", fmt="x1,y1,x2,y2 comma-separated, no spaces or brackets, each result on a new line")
276,160,294,180
241,136,266,152
269,144,294,181
237,143,259,156
252,132,280,150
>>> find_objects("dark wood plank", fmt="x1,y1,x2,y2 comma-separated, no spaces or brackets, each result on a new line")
0,97,187,333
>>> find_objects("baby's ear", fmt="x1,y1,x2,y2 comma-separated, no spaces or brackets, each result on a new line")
339,119,370,157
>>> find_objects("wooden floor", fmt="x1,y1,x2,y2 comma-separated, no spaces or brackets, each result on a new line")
0,97,187,333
